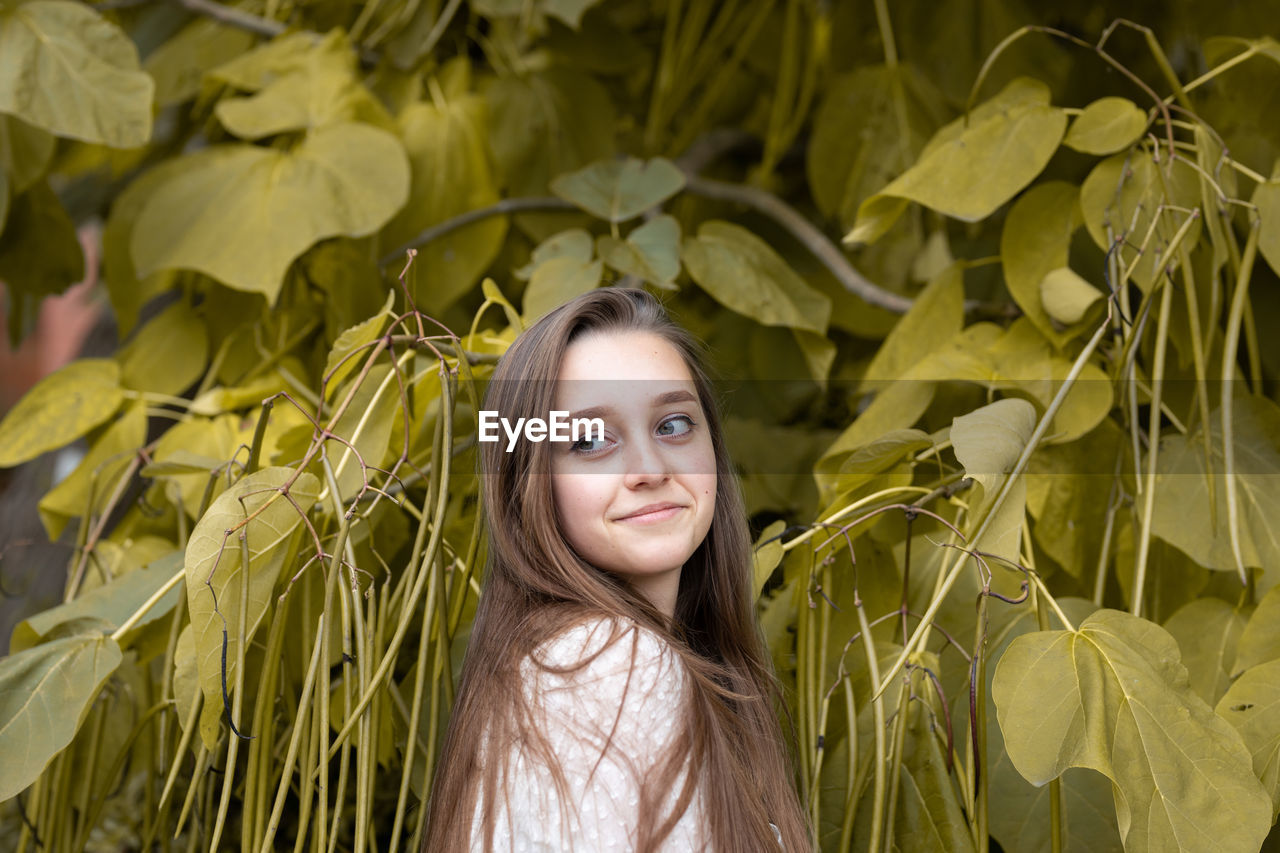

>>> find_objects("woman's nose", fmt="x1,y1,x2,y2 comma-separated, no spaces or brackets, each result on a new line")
622,438,670,489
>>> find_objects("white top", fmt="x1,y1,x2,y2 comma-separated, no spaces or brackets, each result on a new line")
469,617,708,852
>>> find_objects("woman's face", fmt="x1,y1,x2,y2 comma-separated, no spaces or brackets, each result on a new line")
550,330,717,616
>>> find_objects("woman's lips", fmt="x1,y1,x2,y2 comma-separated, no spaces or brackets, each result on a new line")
616,504,684,523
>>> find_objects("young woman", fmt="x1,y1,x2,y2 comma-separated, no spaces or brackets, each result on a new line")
424,288,810,851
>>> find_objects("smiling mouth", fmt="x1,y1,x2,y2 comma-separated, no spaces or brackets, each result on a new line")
616,504,685,523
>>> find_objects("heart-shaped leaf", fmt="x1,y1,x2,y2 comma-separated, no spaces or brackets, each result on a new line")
132,123,409,302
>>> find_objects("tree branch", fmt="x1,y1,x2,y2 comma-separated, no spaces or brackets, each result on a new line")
173,0,380,65
174,0,285,38
682,174,914,314
379,197,577,266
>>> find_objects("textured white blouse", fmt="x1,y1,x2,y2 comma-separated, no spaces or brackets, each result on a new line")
469,617,708,852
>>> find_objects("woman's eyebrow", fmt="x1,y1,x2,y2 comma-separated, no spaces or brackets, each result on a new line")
565,389,698,422
653,389,697,406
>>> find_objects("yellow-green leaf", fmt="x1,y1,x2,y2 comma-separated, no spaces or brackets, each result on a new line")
682,221,830,334
1040,266,1104,326
118,300,209,396
550,156,684,222
1163,598,1248,706
485,68,615,198
845,77,1066,244
132,123,410,302
993,608,1272,852
38,400,146,540
323,290,394,399
143,17,254,109
1216,659,1280,817
380,94,506,312
522,256,603,324
212,32,386,140
185,467,319,750
862,264,964,383
0,359,122,468
807,63,942,227
11,552,183,653
0,181,85,334
751,520,786,600
102,158,184,336
1252,166,1280,280
1079,149,1201,291
952,397,1036,563
1063,97,1147,155
1001,182,1088,348
0,633,123,803
1150,396,1280,589
596,214,681,288
0,112,55,194
0,0,152,147
1233,583,1280,676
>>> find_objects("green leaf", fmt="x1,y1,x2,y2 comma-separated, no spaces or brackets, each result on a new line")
682,221,830,334
0,180,85,339
11,552,183,653
132,123,410,302
1235,585,1280,676
485,68,615,198
596,214,681,288
993,608,1272,852
1079,149,1202,291
0,359,122,468
1000,182,1092,347
522,256,602,324
1040,267,1104,326
38,400,146,541
1252,166,1280,280
0,633,123,803
1216,658,1280,817
0,112,55,194
550,156,684,222
323,290,394,399
0,0,152,146
117,300,209,396
846,77,1066,244
185,467,319,750
1150,396,1280,590
380,94,506,312
1063,97,1148,155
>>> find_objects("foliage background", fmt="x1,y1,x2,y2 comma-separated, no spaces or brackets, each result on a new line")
1,0,1280,850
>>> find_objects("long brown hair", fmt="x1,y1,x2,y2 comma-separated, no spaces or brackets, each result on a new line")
423,287,810,851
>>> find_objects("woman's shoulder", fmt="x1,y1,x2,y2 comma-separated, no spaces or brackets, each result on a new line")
531,614,672,672
523,614,685,735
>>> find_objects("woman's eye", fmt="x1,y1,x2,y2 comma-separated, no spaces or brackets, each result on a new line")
570,436,610,454
657,415,695,437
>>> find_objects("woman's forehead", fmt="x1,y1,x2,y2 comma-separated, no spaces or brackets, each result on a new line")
552,331,697,413
556,330,694,384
